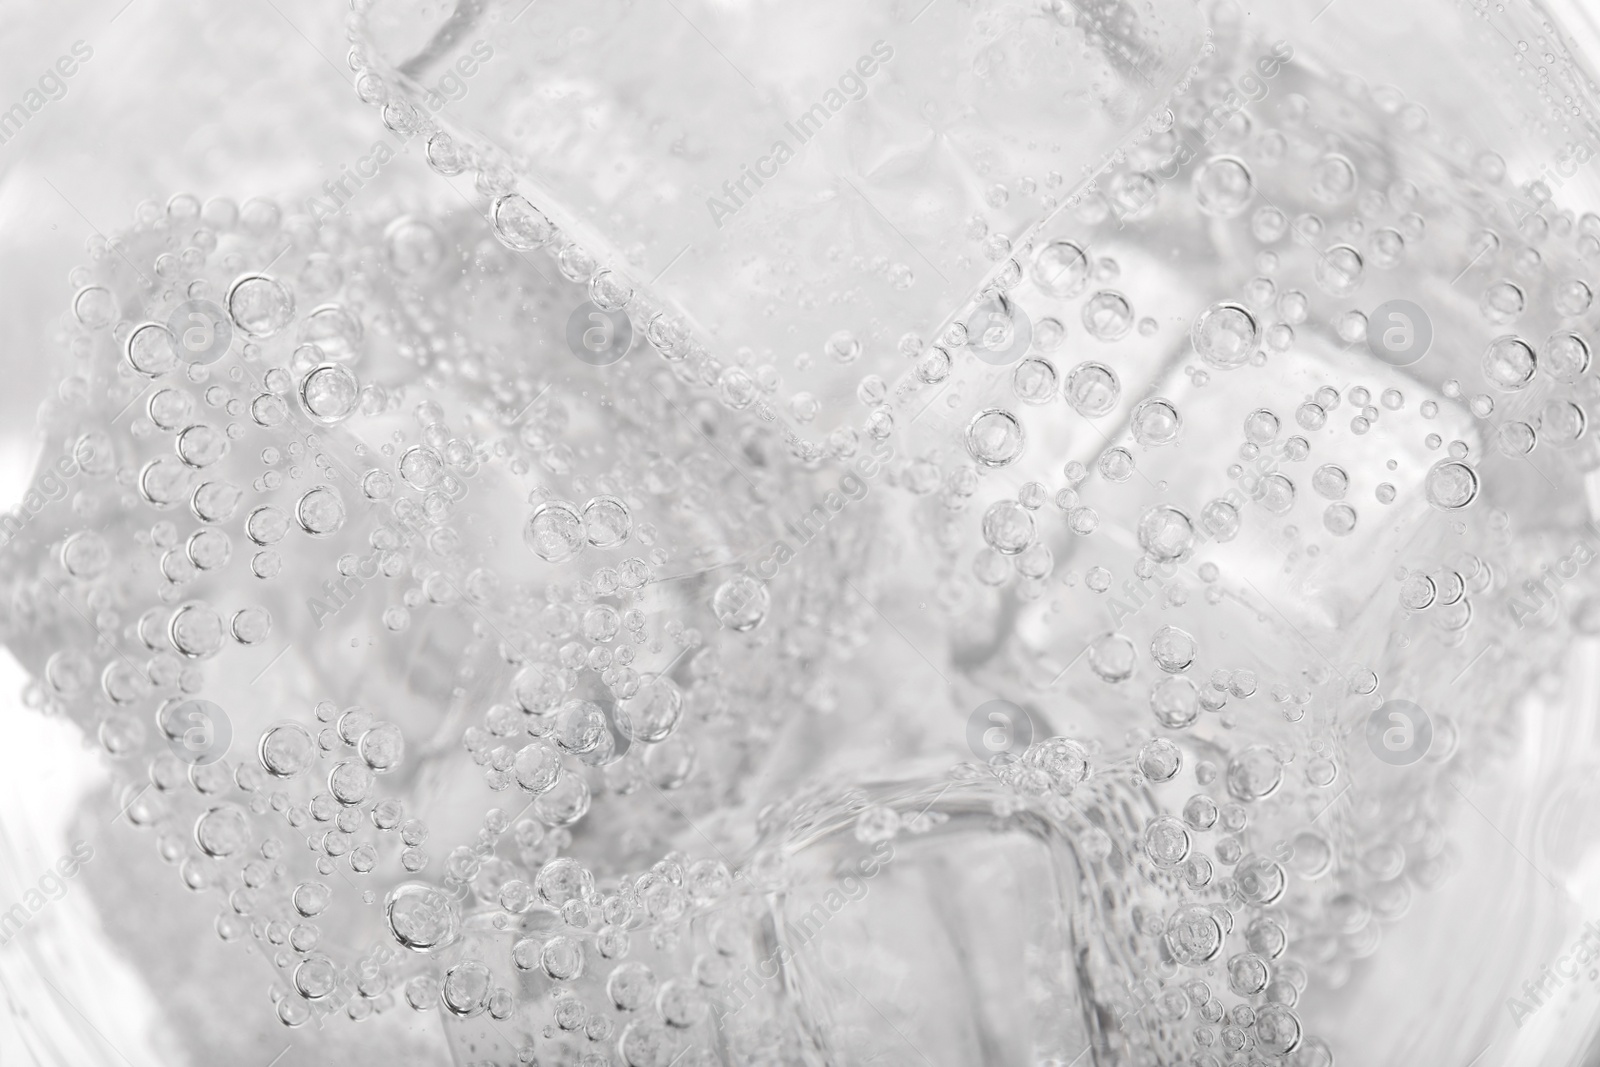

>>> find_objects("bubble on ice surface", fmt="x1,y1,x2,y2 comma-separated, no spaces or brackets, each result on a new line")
1033,240,1091,298
1150,626,1197,673
1314,245,1365,296
359,721,405,772
193,480,243,523
1243,408,1280,445
176,424,228,467
514,741,562,793
1253,473,1296,515
1143,815,1191,868
1255,1005,1304,1056
295,486,346,536
194,804,251,857
73,285,118,328
1138,738,1182,781
1312,464,1349,499
1151,676,1200,728
965,408,1026,467
299,363,359,422
1064,361,1120,417
1543,332,1590,383
1538,399,1588,447
1228,953,1271,996
491,193,553,250
1193,302,1260,369
386,884,461,952
1182,794,1218,831
169,602,225,658
61,530,110,577
1324,503,1359,535
1233,854,1288,905
1424,460,1479,510
1480,281,1525,324
1088,632,1137,682
616,675,683,744
1011,356,1058,404
299,304,363,363
1138,505,1194,561
582,495,632,549
127,323,181,377
1227,746,1284,802
259,721,317,778
1193,156,1254,218
711,573,769,631
1131,398,1183,446
1022,736,1087,792
226,273,295,338
1201,498,1242,542
1166,904,1224,965
525,500,586,562
1082,291,1134,341
398,445,444,490
982,499,1035,555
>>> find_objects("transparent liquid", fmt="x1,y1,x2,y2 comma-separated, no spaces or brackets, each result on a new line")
9,0,1600,1064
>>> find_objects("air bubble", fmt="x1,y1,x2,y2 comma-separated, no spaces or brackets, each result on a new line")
227,274,295,338
300,364,359,422
1082,291,1134,341
965,409,1027,467
1193,303,1260,369
1482,336,1537,391
1131,398,1182,446
1193,156,1255,218
1087,632,1137,682
296,487,347,536
526,501,586,562
1423,461,1479,510
492,194,553,250
1064,362,1121,417
1033,240,1091,297
1137,506,1195,561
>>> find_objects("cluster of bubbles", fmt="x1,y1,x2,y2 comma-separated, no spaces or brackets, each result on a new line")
9,0,1600,1064
8,155,886,1061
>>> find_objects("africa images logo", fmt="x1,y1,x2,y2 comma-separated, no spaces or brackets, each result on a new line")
705,40,895,229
